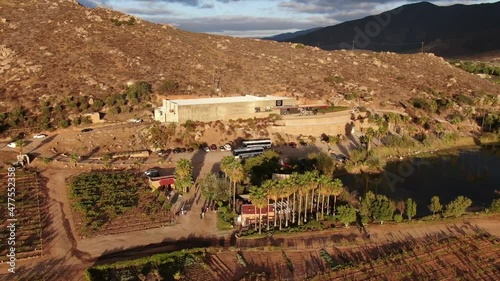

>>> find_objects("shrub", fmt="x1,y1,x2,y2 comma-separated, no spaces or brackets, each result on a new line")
59,119,70,128
393,214,403,223
489,199,500,213
159,80,179,94
324,76,343,84
411,98,432,112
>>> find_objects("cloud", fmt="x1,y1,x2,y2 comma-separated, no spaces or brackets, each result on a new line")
144,15,331,33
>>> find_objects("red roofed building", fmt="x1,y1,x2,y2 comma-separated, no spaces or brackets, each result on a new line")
149,175,176,190
239,204,275,227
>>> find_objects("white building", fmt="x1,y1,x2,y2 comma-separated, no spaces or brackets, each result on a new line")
154,95,296,123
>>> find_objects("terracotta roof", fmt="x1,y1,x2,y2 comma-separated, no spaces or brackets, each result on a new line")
241,204,275,215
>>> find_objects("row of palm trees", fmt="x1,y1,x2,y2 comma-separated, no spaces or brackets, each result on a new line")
249,171,345,234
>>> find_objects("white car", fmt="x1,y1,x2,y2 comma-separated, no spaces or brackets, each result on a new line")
128,118,143,123
224,144,232,151
7,142,23,148
203,147,210,152
33,134,48,139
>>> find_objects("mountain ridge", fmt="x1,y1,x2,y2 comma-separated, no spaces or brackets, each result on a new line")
0,0,498,118
281,1,500,58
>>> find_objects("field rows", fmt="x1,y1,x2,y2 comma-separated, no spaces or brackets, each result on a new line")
319,234,500,280
0,172,44,262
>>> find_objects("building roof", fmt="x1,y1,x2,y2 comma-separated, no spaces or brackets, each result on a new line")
241,204,275,215
167,95,294,106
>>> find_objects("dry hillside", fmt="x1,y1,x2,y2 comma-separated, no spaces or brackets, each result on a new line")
0,0,499,114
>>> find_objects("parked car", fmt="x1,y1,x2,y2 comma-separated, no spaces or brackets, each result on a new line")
219,145,226,151
33,133,48,139
180,148,187,153
144,169,159,177
210,144,217,151
224,143,232,151
81,128,93,133
335,154,349,163
289,142,297,148
299,141,308,146
128,118,143,123
203,146,210,152
7,142,19,148
156,149,168,156
187,147,194,153
173,147,181,154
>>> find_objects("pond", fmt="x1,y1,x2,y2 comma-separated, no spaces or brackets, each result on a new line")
343,145,500,216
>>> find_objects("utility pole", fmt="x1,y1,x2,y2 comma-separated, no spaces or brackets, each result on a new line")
421,42,424,53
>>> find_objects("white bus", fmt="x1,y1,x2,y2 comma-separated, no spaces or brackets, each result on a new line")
232,147,264,159
242,139,272,149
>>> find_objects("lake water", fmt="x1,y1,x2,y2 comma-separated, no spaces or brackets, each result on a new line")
343,145,500,216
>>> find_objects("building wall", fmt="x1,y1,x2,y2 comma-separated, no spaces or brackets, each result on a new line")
156,97,296,123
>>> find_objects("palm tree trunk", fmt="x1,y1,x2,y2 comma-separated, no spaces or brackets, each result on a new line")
326,195,331,215
304,191,308,223
259,208,262,234
273,197,277,227
316,192,321,221
333,195,338,215
254,207,258,232
310,188,315,213
298,194,303,226
292,192,296,224
233,181,236,212
279,198,283,230
321,194,326,220
266,197,270,231
285,195,289,227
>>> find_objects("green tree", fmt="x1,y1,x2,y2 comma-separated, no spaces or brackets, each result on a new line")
405,198,417,220
360,191,376,222
221,156,244,212
261,180,276,230
336,205,357,227
428,196,442,216
199,173,231,203
249,186,267,234
175,158,193,193
307,152,334,176
443,196,472,218
370,195,395,224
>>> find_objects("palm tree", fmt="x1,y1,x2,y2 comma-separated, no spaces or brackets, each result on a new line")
261,180,276,231
249,186,267,234
295,173,309,226
302,171,318,223
228,160,244,212
326,178,344,215
175,158,193,193
365,127,376,151
315,174,330,220
221,156,242,212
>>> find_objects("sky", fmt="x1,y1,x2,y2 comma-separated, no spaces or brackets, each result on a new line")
78,0,498,37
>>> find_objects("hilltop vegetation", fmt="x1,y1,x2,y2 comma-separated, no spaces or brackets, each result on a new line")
0,0,499,135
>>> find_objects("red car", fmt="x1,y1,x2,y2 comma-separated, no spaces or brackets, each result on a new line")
210,144,217,151
289,142,297,148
